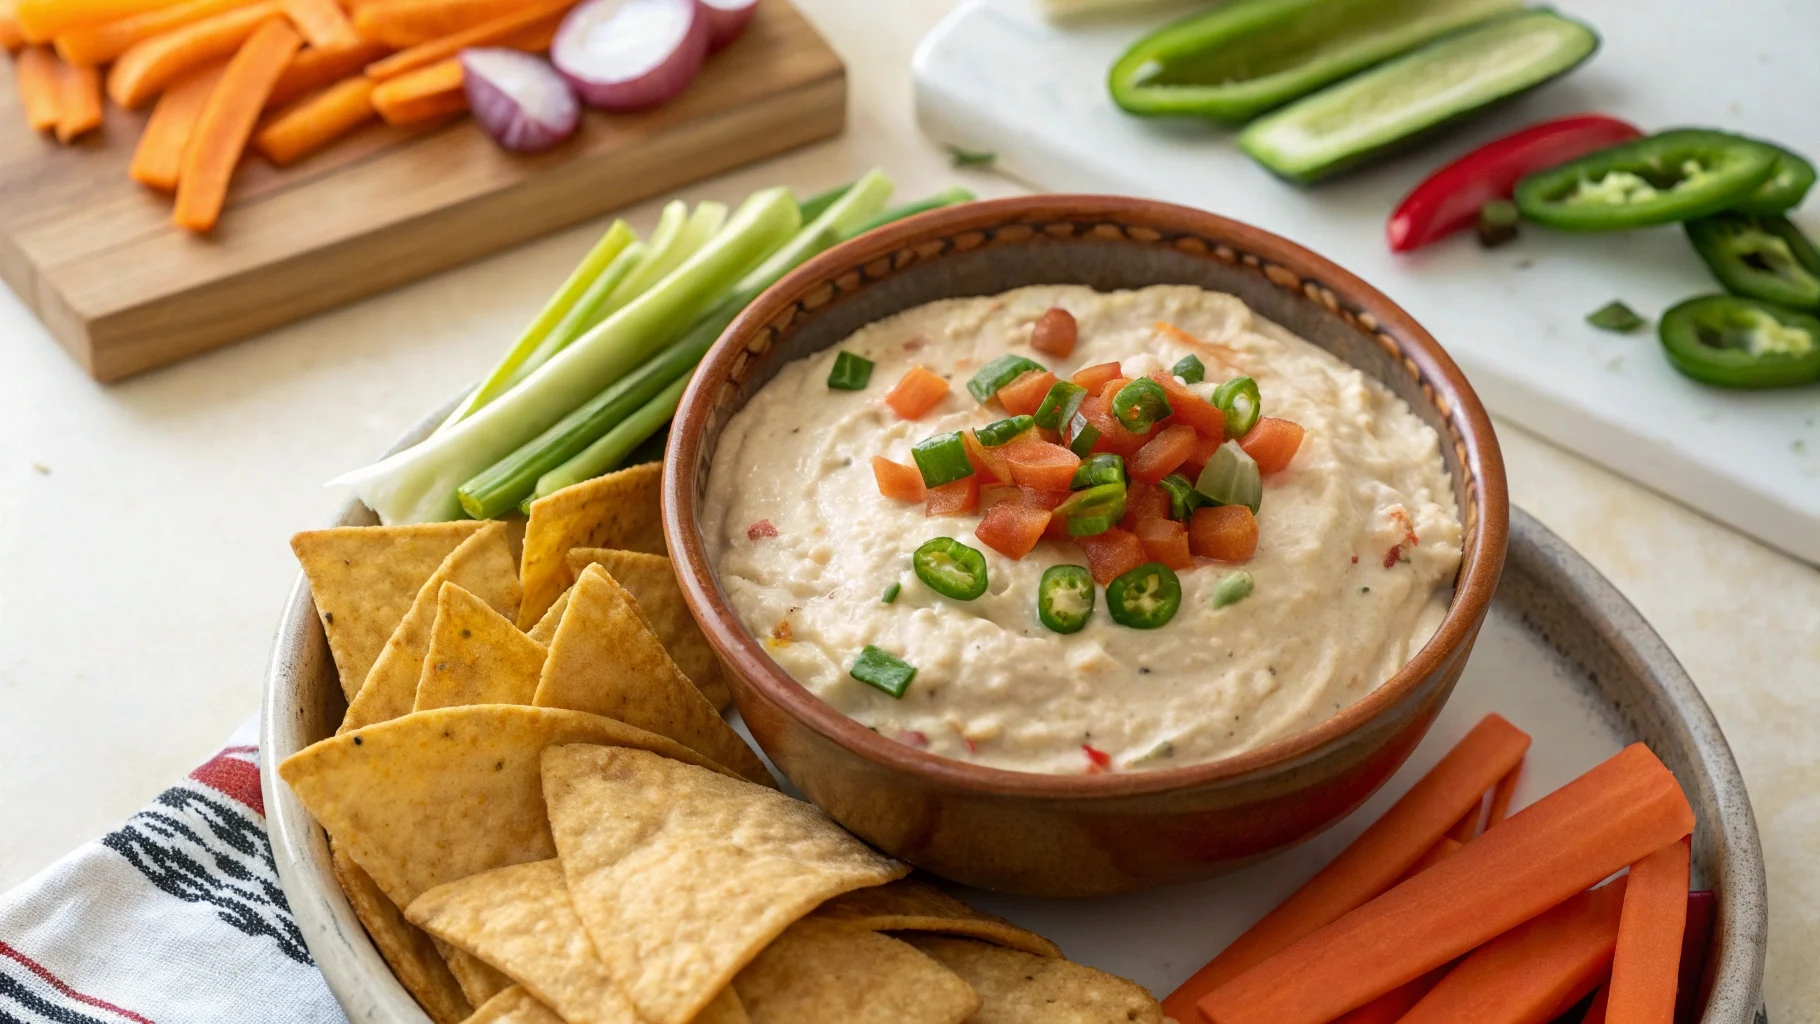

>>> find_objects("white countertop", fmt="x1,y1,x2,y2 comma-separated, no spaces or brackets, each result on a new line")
0,1,1814,1017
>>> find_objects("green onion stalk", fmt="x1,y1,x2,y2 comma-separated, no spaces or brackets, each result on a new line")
843,186,974,239
527,372,691,508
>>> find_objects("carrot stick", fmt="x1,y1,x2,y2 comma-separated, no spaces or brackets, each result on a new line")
53,59,102,141
16,0,180,43
1607,836,1691,1024
1486,758,1523,828
351,0,525,47
368,54,461,124
129,60,222,187
1446,798,1483,842
1584,986,1612,1024
1332,968,1447,1024
1161,714,1531,1021
1197,743,1695,1024
266,37,387,108
362,0,566,80
254,73,373,164
1397,835,1464,884
53,0,257,64
0,1,26,51
15,45,63,131
1396,881,1629,1024
106,0,280,108
173,17,299,231
281,0,358,49
1674,892,1715,1024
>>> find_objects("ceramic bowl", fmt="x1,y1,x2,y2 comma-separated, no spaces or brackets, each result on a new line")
663,195,1510,896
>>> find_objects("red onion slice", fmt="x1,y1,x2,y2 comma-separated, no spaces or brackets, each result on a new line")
460,48,580,153
697,0,756,51
553,0,709,112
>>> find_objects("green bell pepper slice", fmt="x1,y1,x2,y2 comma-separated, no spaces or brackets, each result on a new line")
1514,129,1780,231
1658,295,1820,389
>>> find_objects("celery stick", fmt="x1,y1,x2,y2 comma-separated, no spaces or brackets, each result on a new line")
796,182,851,222
843,186,975,239
533,373,690,500
436,220,636,432
337,188,801,524
508,241,647,390
601,201,726,316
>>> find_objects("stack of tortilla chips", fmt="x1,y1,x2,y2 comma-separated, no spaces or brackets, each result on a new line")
282,463,1166,1024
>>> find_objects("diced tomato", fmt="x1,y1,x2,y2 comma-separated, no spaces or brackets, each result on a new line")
997,369,1058,416
1018,487,1072,540
1030,307,1077,358
1082,744,1112,772
979,483,1022,510
975,502,1051,560
884,364,949,420
1036,426,1062,446
961,429,1012,484
1075,527,1147,585
1070,361,1123,393
1239,417,1306,475
1120,480,1169,530
1002,438,1081,491
870,456,926,502
925,476,979,517
1136,518,1194,570
1128,424,1197,484
1182,431,1223,478
1146,370,1225,439
747,519,778,540
1098,376,1131,402
1080,396,1149,456
1189,505,1258,562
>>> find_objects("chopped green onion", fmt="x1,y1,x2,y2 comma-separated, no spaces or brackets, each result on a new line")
1111,377,1171,432
1478,199,1520,248
1587,300,1647,333
881,581,901,604
1057,483,1127,537
850,645,916,698
527,372,688,503
1212,571,1254,609
1158,473,1202,520
1037,565,1095,634
911,432,975,488
1195,441,1262,514
912,537,989,601
1212,376,1262,436
1032,380,1088,430
796,182,851,222
1071,453,1126,490
1106,562,1182,629
967,354,1047,404
1171,354,1205,383
976,415,1034,447
843,186,975,240
1064,412,1101,458
827,351,874,390
946,145,996,168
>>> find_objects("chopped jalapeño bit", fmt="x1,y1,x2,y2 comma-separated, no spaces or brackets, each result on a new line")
1477,199,1520,248
1211,376,1261,436
967,354,1046,404
1032,380,1088,430
1106,562,1182,629
913,537,990,600
976,414,1034,447
911,431,975,488
1586,300,1647,333
1658,295,1820,388
827,351,875,390
1195,441,1263,514
1056,483,1127,537
850,645,917,698
881,581,901,604
1158,473,1202,520
1037,564,1094,634
1070,453,1126,490
1111,377,1171,432
1212,570,1255,608
1171,353,1205,383
1064,412,1101,458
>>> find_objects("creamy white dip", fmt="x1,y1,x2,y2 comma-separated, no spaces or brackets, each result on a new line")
704,285,1462,774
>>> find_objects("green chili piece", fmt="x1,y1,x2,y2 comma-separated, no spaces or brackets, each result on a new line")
912,537,990,600
1111,377,1172,432
1212,571,1255,609
1586,301,1647,333
1065,411,1102,458
1684,213,1820,311
976,415,1035,447
1513,129,1780,231
1477,199,1520,248
1037,565,1095,634
1159,473,1202,520
911,432,975,488
1032,380,1088,430
1106,562,1182,629
1195,441,1262,514
1734,143,1817,216
1071,453,1126,490
881,581,901,604
1056,483,1128,537
967,354,1046,404
826,351,874,390
1171,354,1205,384
850,645,917,698
1658,295,1820,388
1212,376,1262,435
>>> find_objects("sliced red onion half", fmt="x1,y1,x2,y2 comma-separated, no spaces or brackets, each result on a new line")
697,0,756,51
553,0,710,111
460,48,580,153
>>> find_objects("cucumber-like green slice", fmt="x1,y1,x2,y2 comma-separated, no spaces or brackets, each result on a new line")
1239,10,1600,184
1109,0,1520,125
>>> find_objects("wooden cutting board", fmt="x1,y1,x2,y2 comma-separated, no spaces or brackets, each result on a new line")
0,0,845,381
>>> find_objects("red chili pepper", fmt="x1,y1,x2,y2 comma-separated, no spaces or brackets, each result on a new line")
1387,114,1645,252
1083,743,1112,773
746,519,778,540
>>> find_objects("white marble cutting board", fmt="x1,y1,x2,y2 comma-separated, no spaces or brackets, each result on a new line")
912,0,1820,563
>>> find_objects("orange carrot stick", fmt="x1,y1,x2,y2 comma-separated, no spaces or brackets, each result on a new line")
106,0,280,108
1197,743,1695,1024
362,0,566,80
173,17,300,231
351,0,524,47
1446,798,1483,842
368,54,462,124
54,59,102,141
15,45,62,131
254,73,372,165
1332,968,1448,1024
53,0,257,65
1486,758,1523,828
1397,835,1464,884
1396,880,1629,1024
129,60,222,188
1161,714,1531,1020
0,1,26,51
1606,836,1691,1024
1583,986,1611,1024
266,37,387,108
281,0,358,49
16,0,180,43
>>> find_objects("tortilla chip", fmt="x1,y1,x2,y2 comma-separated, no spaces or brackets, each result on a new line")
415,583,546,711
517,462,665,629
541,745,907,1024
903,936,1166,1024
533,566,768,785
814,878,1063,958
440,941,513,1008
733,918,979,1024
279,704,741,912
525,585,571,645
293,522,486,700
466,986,565,1024
342,523,522,733
565,549,730,711
331,846,474,1024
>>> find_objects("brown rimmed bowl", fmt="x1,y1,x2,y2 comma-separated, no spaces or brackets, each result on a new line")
662,195,1510,897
